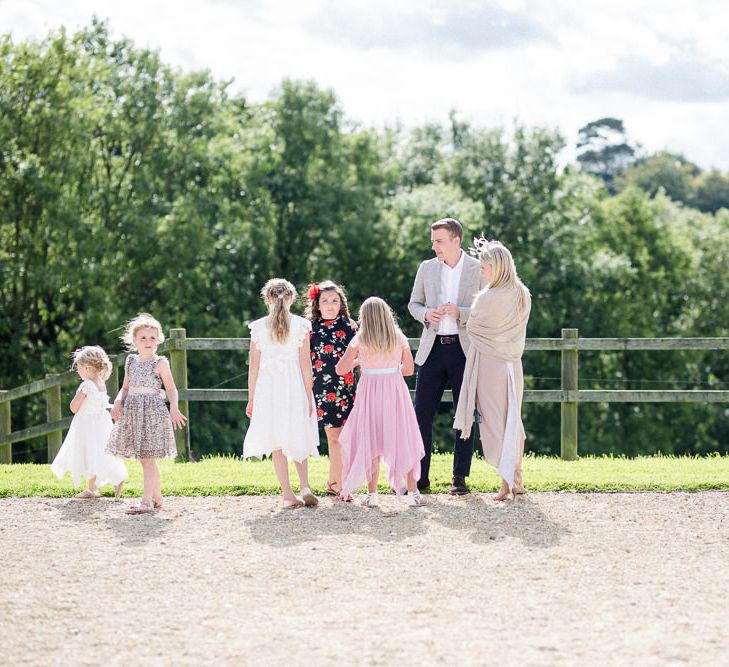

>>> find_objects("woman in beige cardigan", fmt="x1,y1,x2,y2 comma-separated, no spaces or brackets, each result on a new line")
453,239,531,500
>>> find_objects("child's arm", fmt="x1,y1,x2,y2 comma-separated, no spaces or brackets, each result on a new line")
335,342,358,376
69,384,88,414
400,344,415,377
246,341,261,418
299,336,314,416
110,364,130,422
156,358,188,429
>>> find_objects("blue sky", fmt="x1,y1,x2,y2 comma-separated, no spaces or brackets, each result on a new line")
3,0,729,169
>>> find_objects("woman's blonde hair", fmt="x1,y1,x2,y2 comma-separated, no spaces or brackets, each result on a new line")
473,238,531,314
71,346,113,381
121,313,165,351
358,297,401,355
261,278,297,344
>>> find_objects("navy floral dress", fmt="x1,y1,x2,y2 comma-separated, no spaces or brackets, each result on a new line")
311,316,357,428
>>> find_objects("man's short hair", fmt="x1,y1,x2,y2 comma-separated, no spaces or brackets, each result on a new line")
431,217,463,240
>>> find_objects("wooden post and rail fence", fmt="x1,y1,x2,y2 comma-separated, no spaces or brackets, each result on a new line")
1,329,727,464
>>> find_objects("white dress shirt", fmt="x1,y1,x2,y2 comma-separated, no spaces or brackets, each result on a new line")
437,251,464,335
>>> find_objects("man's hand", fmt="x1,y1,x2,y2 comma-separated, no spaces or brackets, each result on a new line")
440,303,459,320
425,308,444,325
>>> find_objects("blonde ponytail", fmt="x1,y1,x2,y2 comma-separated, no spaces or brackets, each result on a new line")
261,279,297,343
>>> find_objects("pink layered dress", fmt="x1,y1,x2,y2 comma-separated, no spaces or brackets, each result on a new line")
339,332,425,497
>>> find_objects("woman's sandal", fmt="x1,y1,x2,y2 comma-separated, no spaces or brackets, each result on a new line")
75,490,101,499
125,501,155,514
337,492,354,503
325,481,339,496
282,498,305,510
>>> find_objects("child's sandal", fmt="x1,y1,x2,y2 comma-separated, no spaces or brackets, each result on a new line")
126,500,155,514
301,488,319,507
361,492,378,508
75,490,101,499
408,492,428,507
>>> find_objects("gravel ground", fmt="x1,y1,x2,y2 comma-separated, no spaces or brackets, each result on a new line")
1,492,728,666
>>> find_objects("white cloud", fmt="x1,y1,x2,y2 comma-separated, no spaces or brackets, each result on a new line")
1,0,729,169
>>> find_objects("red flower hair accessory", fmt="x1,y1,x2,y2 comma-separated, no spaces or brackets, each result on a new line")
307,283,320,301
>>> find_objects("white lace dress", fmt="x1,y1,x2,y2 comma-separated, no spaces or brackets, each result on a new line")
243,315,320,462
51,380,128,488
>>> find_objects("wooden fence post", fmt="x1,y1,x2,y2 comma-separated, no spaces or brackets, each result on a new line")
169,328,191,460
46,376,62,461
0,392,11,463
560,328,579,460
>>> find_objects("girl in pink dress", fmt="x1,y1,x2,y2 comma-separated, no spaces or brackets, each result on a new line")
336,297,427,507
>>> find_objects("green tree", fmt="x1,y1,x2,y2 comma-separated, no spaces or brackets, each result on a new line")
692,169,729,213
616,151,698,203
576,117,637,192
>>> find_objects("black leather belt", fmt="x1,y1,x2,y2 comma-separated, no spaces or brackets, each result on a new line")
436,335,458,345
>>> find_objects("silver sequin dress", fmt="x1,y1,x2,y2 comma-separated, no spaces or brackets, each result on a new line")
106,354,177,460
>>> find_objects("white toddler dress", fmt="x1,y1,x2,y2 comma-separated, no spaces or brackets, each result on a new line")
243,315,320,462
51,380,128,488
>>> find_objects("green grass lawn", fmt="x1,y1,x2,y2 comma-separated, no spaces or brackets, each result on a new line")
1,453,728,497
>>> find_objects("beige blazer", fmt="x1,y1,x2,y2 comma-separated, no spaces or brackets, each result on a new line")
408,253,484,365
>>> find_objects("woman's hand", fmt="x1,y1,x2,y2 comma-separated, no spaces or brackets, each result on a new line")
245,400,253,418
169,406,188,430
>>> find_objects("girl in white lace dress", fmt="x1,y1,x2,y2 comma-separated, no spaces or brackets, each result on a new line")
243,279,320,509
107,313,187,514
51,346,127,498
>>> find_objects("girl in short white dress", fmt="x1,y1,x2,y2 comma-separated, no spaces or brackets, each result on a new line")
51,346,128,498
243,278,319,509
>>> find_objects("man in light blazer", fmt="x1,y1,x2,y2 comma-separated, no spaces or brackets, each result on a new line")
408,217,484,494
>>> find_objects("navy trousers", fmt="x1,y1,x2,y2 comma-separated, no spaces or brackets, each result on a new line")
414,338,474,486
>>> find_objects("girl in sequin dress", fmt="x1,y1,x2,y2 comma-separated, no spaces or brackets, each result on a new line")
106,313,187,514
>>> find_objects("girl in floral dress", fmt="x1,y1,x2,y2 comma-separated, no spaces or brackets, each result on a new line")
107,313,187,514
306,281,357,499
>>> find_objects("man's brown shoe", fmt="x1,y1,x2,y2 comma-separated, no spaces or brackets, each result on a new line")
449,475,469,495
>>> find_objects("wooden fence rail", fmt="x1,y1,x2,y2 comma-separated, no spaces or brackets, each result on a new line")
1,329,727,463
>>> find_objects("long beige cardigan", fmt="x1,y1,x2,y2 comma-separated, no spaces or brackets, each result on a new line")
453,286,531,440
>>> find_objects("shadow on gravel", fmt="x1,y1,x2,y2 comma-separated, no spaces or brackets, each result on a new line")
427,495,570,548
245,500,429,546
54,498,177,546
245,494,569,548
104,513,176,547
55,498,113,523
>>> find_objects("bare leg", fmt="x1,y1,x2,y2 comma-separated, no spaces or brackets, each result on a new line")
295,459,318,506
87,475,98,493
140,459,156,507
149,461,163,507
492,479,511,501
325,427,343,493
406,470,417,493
367,457,380,493
294,459,310,490
272,450,298,503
